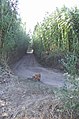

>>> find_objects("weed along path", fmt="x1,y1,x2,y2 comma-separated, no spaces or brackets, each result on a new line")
12,53,64,87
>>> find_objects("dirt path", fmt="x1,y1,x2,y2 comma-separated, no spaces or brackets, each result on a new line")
12,53,65,87
0,53,65,119
0,71,58,119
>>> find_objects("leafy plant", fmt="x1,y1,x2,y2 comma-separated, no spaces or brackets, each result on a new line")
58,53,79,119
0,0,31,64
32,6,79,67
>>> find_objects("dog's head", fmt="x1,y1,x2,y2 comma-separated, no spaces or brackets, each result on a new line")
32,73,41,81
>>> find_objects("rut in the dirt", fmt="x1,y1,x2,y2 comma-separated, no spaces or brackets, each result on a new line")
12,53,65,87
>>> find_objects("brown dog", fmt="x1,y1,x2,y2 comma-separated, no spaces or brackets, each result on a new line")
32,73,41,81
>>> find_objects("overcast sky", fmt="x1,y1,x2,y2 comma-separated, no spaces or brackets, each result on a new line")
18,0,79,33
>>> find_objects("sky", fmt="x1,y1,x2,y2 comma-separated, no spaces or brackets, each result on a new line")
18,0,79,33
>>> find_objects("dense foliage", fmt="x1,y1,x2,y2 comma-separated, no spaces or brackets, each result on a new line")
33,6,79,67
0,0,30,65
56,53,79,119
32,6,79,118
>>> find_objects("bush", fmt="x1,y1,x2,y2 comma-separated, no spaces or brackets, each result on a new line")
57,53,79,119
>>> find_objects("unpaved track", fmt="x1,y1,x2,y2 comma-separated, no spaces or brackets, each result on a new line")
0,53,65,119
12,53,65,87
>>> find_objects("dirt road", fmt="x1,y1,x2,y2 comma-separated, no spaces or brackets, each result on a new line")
0,53,65,119
12,53,65,87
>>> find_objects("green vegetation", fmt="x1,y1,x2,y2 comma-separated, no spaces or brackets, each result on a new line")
33,6,79,68
0,1,79,118
56,53,79,119
32,6,79,119
0,0,30,65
